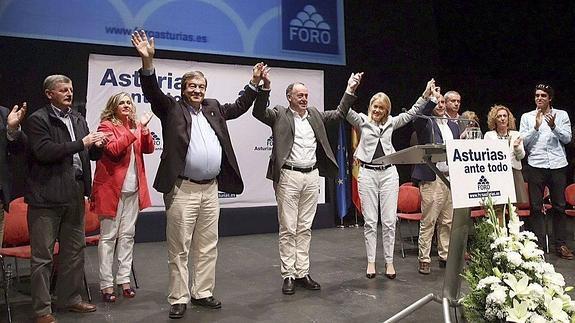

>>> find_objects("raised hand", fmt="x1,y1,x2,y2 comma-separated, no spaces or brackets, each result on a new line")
262,65,271,89
544,112,556,130
346,72,363,94
131,30,155,70
422,79,435,99
251,62,266,86
7,102,27,130
513,136,523,148
139,111,154,127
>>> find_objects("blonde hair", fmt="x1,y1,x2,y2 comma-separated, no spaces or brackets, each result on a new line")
367,92,391,124
100,92,137,127
461,110,479,127
486,104,516,131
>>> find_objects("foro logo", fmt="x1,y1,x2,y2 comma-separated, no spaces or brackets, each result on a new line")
289,5,331,45
477,175,490,191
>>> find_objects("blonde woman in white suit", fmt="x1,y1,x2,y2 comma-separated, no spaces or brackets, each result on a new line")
345,79,437,279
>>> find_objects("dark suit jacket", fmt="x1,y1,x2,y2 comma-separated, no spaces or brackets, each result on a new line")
24,106,100,207
411,101,460,182
0,106,26,211
253,91,356,183
140,70,261,194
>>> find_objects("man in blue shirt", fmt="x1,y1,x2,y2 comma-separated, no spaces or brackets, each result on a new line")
519,83,573,259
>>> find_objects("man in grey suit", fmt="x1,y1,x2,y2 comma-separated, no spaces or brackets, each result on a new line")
253,70,362,294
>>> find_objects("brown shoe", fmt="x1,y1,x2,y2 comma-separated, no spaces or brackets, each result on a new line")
36,314,57,323
556,245,574,260
66,301,97,313
418,261,431,275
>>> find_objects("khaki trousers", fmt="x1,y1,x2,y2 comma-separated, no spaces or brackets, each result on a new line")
418,178,453,263
275,168,319,279
164,179,219,305
98,191,139,290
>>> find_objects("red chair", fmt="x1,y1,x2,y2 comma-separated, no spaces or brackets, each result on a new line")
1,198,59,323
565,183,575,217
396,185,423,258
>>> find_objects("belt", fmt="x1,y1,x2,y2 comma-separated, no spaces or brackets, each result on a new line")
281,164,318,173
360,163,393,171
178,175,215,185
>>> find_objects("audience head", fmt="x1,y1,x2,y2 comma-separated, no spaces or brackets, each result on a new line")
534,83,553,110
487,104,516,131
44,75,73,110
181,71,207,108
460,110,479,128
444,91,461,117
367,92,391,124
101,92,137,127
285,82,309,114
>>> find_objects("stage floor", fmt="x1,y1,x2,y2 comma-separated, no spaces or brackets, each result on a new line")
3,226,575,322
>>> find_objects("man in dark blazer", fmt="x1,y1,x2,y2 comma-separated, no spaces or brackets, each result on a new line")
253,69,362,295
25,75,106,323
132,30,267,319
411,92,460,275
0,103,27,245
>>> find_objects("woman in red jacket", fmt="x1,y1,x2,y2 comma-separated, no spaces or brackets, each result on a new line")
91,92,154,302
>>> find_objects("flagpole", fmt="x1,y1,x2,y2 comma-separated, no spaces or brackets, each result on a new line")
353,208,360,228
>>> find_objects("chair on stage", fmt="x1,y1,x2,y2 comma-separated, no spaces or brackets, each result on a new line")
396,185,423,258
82,201,139,302
0,198,60,323
564,183,575,217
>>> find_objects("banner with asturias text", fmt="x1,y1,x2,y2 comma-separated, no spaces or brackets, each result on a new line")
446,139,516,209
86,54,325,211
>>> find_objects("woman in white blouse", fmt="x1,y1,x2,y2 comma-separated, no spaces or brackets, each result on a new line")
483,104,528,204
346,79,436,279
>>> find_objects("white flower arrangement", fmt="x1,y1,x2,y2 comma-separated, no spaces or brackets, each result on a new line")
462,198,575,322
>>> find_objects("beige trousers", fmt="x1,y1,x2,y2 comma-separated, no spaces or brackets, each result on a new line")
164,179,219,305
275,168,319,279
418,178,453,263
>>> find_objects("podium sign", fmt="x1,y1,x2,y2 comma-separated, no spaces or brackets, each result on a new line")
446,139,515,208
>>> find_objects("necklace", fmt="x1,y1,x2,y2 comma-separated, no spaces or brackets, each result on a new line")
496,131,509,140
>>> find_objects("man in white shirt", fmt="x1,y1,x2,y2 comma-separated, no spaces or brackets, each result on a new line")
253,71,362,294
519,83,573,259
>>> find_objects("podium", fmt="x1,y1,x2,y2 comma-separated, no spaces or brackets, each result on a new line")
374,145,472,323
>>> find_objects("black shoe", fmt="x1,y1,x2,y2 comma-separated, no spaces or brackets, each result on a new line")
190,296,222,309
295,275,321,290
169,303,187,319
439,259,447,268
282,277,295,295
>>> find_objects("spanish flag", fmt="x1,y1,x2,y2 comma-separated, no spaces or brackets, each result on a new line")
351,127,362,214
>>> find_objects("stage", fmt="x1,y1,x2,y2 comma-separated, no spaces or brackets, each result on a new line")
3,226,575,322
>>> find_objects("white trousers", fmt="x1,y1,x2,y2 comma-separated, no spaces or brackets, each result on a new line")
165,179,219,304
275,168,319,279
358,166,399,264
418,178,453,263
98,191,139,290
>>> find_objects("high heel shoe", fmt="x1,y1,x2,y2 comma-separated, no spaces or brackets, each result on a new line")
385,264,396,280
366,261,376,279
